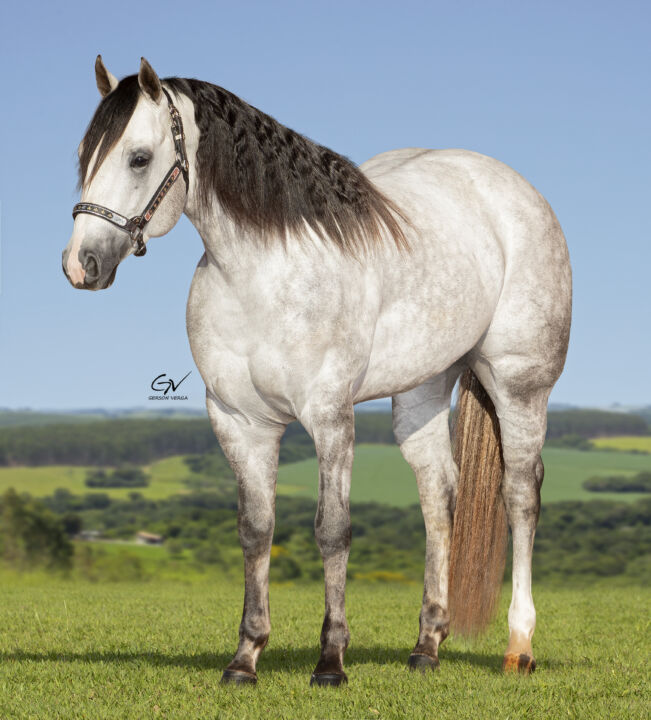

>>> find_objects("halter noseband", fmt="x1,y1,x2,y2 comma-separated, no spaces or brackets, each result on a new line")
72,88,189,257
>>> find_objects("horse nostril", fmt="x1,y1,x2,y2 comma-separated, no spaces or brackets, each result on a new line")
83,252,100,283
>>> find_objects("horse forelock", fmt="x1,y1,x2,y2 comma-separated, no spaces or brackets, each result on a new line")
77,75,141,190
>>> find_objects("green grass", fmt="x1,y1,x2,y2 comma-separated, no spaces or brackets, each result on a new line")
277,444,651,506
591,436,651,453
539,447,651,503
278,445,417,505
0,577,646,719
0,456,190,500
1,444,650,506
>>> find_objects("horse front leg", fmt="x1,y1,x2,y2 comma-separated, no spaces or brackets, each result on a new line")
206,393,285,686
307,403,354,687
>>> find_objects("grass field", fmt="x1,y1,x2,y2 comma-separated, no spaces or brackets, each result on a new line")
0,456,190,500
277,445,651,506
1,445,650,506
0,577,646,719
591,436,651,453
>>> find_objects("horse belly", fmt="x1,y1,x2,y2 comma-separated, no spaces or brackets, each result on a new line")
357,294,494,402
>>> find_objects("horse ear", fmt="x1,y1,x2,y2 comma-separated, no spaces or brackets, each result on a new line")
138,57,162,102
95,55,118,97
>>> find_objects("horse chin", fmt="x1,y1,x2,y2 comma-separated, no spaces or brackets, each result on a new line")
103,264,118,288
82,263,118,291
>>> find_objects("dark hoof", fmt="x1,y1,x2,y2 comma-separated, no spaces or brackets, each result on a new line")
408,653,440,672
221,668,257,685
310,672,348,687
503,653,536,674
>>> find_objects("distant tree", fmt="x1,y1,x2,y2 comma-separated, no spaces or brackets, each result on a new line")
85,466,149,488
82,493,111,510
0,489,72,570
61,512,83,536
545,434,594,450
546,410,649,439
583,472,651,493
0,419,218,467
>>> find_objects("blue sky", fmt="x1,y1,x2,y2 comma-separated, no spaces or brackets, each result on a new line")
0,0,649,410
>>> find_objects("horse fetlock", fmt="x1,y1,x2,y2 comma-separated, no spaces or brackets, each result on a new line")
240,625,270,653
413,623,448,661
420,601,449,631
505,624,534,653
320,612,349,645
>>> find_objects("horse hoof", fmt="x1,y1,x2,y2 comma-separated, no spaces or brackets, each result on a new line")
310,672,348,687
408,653,440,672
221,668,257,685
503,653,536,674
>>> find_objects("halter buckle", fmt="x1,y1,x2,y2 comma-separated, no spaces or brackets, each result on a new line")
130,220,147,256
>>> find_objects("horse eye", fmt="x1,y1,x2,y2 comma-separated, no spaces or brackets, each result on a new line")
131,155,150,169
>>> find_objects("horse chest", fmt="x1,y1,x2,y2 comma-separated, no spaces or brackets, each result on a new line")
186,257,378,419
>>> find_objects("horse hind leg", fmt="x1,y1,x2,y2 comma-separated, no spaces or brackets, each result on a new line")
471,359,554,674
392,369,460,671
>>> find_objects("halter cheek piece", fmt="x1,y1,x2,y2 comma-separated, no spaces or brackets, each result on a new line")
72,88,189,257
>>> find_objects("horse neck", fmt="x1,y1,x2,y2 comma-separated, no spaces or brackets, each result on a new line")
170,92,251,271
186,199,263,272
176,89,332,275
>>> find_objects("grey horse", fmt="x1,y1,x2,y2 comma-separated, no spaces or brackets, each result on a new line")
63,57,571,686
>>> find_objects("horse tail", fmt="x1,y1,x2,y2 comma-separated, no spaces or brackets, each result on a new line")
449,368,508,635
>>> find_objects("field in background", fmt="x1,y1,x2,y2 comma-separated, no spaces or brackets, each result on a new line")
591,435,651,452
0,457,190,500
0,577,646,719
0,445,650,505
277,445,651,505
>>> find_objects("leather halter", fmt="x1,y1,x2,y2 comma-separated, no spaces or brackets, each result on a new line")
72,88,189,257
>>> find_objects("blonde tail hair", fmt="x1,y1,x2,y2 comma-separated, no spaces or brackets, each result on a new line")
449,369,508,635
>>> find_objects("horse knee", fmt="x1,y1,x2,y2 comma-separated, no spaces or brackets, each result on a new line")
315,509,351,558
501,455,543,525
238,500,275,555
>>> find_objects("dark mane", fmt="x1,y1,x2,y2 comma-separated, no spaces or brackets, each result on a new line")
79,75,407,253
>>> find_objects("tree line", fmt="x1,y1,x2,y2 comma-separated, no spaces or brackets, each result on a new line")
583,472,651,493
2,481,648,585
0,409,647,467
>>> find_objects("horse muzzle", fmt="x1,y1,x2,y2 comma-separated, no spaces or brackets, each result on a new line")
62,245,119,291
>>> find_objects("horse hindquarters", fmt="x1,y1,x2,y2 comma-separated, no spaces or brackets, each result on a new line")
467,207,571,673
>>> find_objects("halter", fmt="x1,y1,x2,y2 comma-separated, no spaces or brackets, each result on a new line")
72,88,189,257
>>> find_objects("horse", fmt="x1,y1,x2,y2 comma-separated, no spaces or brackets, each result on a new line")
62,57,571,686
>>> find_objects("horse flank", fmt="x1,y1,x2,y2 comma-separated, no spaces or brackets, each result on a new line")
78,75,408,254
